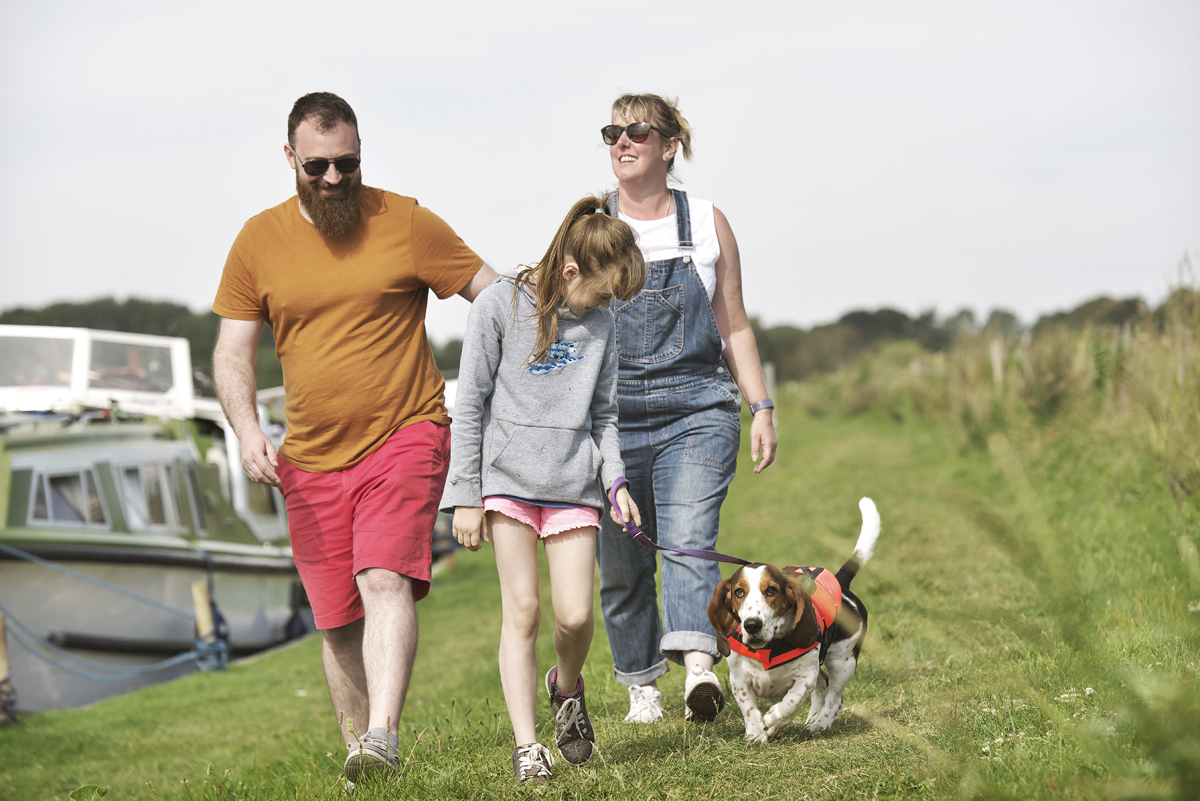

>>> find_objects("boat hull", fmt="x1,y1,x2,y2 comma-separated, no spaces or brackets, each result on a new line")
0,546,306,713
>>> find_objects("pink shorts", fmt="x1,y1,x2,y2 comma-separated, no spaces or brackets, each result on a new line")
277,421,450,629
482,496,601,538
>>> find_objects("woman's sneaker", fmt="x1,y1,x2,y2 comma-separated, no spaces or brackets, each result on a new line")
343,727,398,783
544,667,595,764
624,684,664,723
684,665,725,722
512,742,555,784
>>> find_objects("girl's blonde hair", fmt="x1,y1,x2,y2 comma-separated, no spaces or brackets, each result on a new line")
515,195,646,366
611,93,693,173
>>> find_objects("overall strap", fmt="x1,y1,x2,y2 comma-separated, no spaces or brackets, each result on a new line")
606,190,694,251
670,189,694,251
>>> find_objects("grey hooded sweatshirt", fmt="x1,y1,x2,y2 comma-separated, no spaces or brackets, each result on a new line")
440,277,625,512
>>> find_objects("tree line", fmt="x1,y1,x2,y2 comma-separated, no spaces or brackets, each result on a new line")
0,294,1158,393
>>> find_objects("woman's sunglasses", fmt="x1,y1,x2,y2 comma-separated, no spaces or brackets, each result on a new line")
601,122,670,145
297,156,361,177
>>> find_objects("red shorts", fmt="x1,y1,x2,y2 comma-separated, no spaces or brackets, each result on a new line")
277,421,450,629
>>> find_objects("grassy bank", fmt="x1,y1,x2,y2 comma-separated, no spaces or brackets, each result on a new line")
2,384,1197,798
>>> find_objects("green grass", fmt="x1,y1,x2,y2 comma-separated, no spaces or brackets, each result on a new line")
2,395,1197,800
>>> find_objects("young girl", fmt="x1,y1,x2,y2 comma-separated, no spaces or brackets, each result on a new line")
441,196,646,784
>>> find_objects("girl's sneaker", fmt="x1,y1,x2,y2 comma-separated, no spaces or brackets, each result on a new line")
544,667,595,764
625,684,664,723
512,742,555,784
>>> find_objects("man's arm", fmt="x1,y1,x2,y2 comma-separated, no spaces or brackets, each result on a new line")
457,262,499,302
212,317,282,488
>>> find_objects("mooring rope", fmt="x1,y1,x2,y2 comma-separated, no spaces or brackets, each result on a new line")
0,598,227,682
0,541,229,688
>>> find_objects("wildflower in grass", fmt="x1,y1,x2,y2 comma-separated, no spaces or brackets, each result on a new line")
1187,601,1199,612
1085,687,1094,695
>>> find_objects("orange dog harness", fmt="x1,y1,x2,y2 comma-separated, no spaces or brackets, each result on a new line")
727,566,843,670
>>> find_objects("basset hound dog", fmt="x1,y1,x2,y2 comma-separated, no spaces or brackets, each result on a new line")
707,497,881,743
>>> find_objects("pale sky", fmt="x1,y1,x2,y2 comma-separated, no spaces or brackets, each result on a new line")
2,1,1197,344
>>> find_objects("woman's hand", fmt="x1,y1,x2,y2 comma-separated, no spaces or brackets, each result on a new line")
609,485,642,530
452,506,488,551
750,409,777,473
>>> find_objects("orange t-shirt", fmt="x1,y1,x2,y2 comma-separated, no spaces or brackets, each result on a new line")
212,187,482,472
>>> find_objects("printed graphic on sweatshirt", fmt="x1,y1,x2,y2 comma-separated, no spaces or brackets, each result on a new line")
529,339,589,375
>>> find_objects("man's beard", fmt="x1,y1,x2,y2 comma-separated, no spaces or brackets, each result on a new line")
296,172,362,239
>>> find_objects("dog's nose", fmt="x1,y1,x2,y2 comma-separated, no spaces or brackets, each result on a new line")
743,618,763,636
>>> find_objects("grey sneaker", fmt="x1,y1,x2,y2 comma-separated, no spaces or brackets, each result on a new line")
512,742,555,784
683,664,725,722
343,727,398,783
544,667,595,764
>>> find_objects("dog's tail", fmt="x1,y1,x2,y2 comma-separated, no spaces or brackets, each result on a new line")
835,497,881,588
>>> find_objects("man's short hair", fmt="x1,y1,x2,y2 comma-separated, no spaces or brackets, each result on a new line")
288,92,358,144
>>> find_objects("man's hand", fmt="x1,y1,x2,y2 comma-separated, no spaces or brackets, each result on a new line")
239,428,282,488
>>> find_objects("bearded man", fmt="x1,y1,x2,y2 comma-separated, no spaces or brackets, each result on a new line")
211,92,496,787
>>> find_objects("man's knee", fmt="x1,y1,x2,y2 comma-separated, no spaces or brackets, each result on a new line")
355,567,415,600
322,616,364,652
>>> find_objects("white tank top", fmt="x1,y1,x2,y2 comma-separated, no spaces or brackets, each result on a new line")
618,195,721,302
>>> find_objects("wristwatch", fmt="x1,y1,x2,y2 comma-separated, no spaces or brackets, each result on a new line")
749,398,774,415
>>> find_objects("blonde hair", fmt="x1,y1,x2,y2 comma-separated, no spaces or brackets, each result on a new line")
611,93,693,173
515,196,647,366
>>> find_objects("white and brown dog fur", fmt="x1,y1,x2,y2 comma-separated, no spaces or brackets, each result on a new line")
707,498,881,743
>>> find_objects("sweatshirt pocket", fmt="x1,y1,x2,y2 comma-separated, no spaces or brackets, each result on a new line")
485,420,600,500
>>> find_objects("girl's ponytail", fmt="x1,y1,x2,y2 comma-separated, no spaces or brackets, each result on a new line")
515,196,646,366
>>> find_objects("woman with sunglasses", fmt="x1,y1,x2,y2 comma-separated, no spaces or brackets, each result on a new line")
597,93,778,725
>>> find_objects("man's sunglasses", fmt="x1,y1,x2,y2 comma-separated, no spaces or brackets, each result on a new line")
296,156,361,177
601,122,670,145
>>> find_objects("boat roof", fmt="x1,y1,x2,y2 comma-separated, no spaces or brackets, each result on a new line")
0,325,195,420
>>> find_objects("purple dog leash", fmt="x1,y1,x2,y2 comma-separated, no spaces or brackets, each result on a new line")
609,477,751,566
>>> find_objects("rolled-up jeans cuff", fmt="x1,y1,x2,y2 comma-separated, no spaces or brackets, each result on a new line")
612,658,670,688
661,631,722,665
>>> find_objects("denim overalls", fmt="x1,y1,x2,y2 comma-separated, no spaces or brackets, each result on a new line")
598,190,742,685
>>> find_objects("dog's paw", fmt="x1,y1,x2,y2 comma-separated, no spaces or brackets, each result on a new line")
744,728,769,745
802,716,833,734
763,710,792,741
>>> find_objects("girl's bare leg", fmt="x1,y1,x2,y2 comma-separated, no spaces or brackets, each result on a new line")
489,512,542,746
543,526,597,691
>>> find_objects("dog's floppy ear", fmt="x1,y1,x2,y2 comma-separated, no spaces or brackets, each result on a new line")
781,572,821,651
707,577,737,657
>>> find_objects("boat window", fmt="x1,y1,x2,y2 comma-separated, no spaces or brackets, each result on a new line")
28,469,107,527
119,463,181,531
88,340,175,393
0,335,73,388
